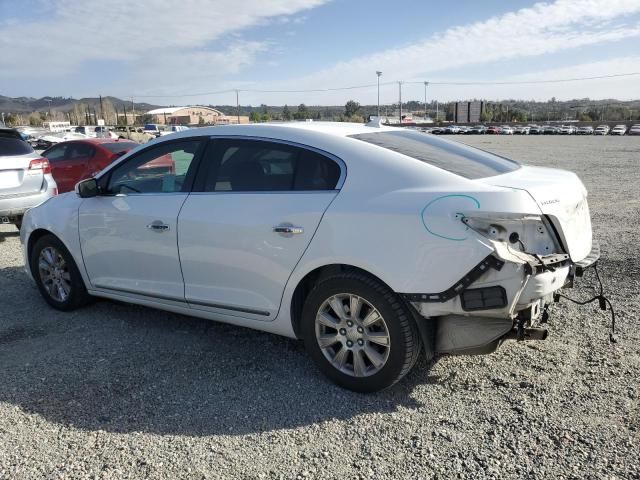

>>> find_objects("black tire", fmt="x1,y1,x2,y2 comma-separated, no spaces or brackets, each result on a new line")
30,234,92,311
301,271,422,393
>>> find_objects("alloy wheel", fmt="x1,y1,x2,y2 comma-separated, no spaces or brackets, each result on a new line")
315,293,391,377
38,246,71,302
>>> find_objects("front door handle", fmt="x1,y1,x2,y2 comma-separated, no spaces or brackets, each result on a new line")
147,221,170,232
273,224,304,235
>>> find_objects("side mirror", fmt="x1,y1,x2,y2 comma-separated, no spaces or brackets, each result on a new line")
75,177,99,198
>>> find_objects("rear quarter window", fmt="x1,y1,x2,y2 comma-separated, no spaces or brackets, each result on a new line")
349,130,520,179
0,136,34,156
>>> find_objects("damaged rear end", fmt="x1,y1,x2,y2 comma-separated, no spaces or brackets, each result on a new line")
405,165,600,356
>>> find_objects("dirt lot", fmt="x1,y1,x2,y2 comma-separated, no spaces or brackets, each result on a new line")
0,135,638,479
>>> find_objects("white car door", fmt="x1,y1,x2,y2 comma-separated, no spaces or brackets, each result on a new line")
78,138,205,301
178,138,344,320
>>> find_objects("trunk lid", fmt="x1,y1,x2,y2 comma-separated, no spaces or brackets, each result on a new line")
0,152,45,197
480,165,592,262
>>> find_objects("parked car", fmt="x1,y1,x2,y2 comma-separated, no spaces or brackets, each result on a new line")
0,128,57,229
543,125,558,135
610,125,627,136
34,131,89,149
513,126,529,134
486,126,502,134
444,125,461,134
627,124,640,136
41,139,139,193
21,123,599,392
558,125,576,135
500,126,514,135
160,125,190,136
143,124,163,137
577,126,594,135
594,125,610,135
73,126,98,138
430,126,445,134
528,125,544,135
114,126,155,144
468,125,486,134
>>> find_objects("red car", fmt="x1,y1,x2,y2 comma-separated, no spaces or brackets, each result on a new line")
485,126,502,134
42,139,175,193
42,139,137,193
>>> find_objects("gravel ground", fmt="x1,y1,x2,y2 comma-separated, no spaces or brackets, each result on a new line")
0,135,638,479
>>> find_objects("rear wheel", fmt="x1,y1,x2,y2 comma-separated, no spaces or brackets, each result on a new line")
30,234,92,311
301,272,421,393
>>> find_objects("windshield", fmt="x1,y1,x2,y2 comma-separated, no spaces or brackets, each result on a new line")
0,136,34,156
101,142,136,154
349,130,520,179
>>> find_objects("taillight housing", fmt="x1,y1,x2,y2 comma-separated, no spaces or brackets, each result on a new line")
28,157,51,174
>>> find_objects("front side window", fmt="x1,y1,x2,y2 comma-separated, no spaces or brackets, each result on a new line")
106,140,201,194
203,139,341,192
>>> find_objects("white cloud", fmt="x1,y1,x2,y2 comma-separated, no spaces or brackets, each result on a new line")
240,0,640,104
0,0,328,79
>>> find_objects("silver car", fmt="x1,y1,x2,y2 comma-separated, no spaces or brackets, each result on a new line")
0,128,58,229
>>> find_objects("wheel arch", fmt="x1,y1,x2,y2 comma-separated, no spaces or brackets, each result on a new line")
289,263,396,338
27,228,57,263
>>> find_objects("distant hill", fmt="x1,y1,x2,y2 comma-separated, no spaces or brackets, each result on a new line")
0,95,160,114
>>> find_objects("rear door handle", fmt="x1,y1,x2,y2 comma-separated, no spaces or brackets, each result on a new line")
273,224,304,235
147,221,170,232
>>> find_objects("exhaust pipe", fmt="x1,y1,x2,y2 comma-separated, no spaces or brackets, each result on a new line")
504,327,548,341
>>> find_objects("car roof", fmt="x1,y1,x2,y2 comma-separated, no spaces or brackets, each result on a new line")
165,121,399,140
74,138,136,145
48,138,137,148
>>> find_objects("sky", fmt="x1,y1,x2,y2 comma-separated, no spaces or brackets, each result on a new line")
1,0,639,106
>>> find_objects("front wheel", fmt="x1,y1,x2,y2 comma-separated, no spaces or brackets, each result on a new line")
30,234,92,311
301,272,422,393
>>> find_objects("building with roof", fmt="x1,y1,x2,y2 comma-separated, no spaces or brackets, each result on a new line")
146,106,249,125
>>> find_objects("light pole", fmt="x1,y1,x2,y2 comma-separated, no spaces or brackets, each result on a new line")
376,71,382,118
423,81,429,123
398,81,403,125
235,89,240,124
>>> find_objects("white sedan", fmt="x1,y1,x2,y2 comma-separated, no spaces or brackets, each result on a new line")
20,122,598,392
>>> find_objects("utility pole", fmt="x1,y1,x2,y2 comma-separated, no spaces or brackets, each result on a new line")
131,97,135,125
46,99,52,118
423,81,429,122
99,95,104,122
376,71,382,118
436,101,439,122
398,81,403,125
236,90,240,124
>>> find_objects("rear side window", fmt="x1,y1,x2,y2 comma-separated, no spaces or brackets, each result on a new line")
66,142,96,159
0,137,34,156
349,130,520,179
202,139,341,192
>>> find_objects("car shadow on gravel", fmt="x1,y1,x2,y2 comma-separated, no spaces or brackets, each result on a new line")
0,229,19,243
0,265,436,437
